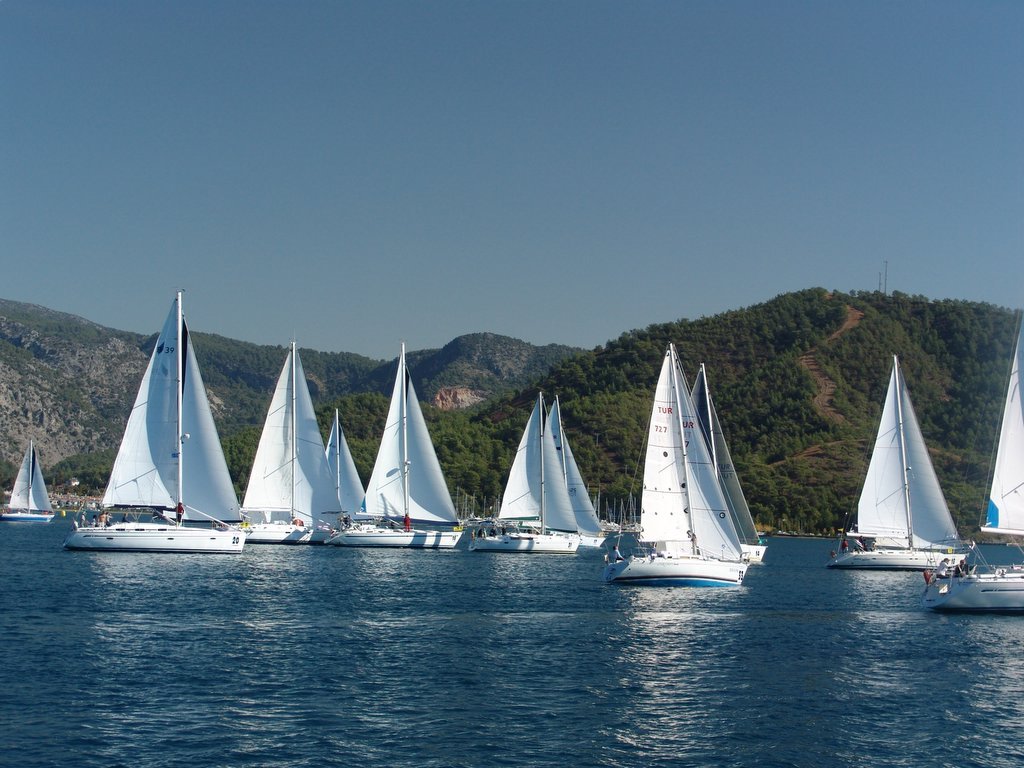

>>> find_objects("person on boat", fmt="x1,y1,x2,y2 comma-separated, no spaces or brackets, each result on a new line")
687,529,698,555
936,558,950,578
176,502,184,525
613,544,625,562
840,538,849,554
403,513,411,533
854,537,867,551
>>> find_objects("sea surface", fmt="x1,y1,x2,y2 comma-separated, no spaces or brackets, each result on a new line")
3,521,1024,768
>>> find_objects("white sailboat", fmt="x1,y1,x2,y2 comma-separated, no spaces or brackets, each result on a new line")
470,393,581,554
326,343,462,548
242,342,341,544
692,364,767,563
603,344,746,586
924,322,1024,611
548,396,606,548
63,291,245,553
1,440,55,523
326,408,365,521
828,355,963,570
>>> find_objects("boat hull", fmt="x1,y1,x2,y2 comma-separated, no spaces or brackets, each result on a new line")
923,570,1024,612
63,523,246,553
827,547,959,571
603,553,745,586
742,542,767,563
469,531,580,554
0,511,55,523
326,527,463,549
243,522,310,544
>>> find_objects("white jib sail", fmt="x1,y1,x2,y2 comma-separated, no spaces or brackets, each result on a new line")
243,343,340,527
327,409,365,516
548,397,602,536
361,344,457,525
103,293,240,522
984,323,1024,535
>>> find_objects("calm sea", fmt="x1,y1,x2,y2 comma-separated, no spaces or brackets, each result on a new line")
3,520,1023,768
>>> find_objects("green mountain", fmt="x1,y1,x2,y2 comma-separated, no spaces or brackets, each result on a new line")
2,289,1018,539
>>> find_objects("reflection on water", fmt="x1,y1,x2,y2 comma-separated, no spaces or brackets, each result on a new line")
10,529,1024,767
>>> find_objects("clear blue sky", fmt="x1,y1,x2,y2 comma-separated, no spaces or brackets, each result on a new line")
3,1,1022,360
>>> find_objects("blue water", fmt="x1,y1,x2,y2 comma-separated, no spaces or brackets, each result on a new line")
3,522,1024,768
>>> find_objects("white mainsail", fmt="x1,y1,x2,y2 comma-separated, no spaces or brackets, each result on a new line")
640,345,743,561
691,365,761,547
497,393,578,534
854,356,959,549
326,408,365,516
983,324,1024,535
548,397,603,537
242,342,341,528
9,440,53,514
102,292,240,523
360,343,457,526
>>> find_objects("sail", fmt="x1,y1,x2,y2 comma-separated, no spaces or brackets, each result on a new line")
855,357,957,548
361,344,457,525
497,394,578,533
984,324,1024,535
9,441,53,513
103,294,240,522
640,346,742,561
691,365,760,546
242,343,341,527
326,409,365,516
548,397,603,537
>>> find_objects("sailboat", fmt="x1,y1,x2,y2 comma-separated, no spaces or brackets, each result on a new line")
603,344,746,586
0,440,55,523
63,291,245,553
548,396,606,548
827,355,963,570
691,364,767,563
924,322,1024,611
326,343,462,548
325,408,365,522
241,342,341,544
470,393,581,554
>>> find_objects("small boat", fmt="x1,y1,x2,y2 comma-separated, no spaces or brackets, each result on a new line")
0,440,55,523
548,397,607,548
692,364,767,563
470,393,581,554
827,356,964,570
63,291,245,553
924,321,1024,611
326,343,462,549
603,345,746,586
241,342,341,544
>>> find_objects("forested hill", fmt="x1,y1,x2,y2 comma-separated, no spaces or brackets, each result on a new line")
3,289,1019,537
387,289,1016,536
0,298,580,477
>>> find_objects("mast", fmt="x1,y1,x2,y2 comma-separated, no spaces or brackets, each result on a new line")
290,341,297,519
894,356,914,550
538,392,546,535
175,290,185,526
670,345,697,555
332,409,341,504
401,342,411,528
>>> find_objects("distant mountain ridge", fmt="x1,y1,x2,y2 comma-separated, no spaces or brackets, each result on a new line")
0,298,582,469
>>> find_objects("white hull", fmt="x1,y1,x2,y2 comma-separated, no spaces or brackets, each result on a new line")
827,547,959,571
923,569,1024,612
469,531,580,554
326,525,462,549
63,522,246,553
741,542,767,563
603,552,745,586
578,533,608,549
0,511,55,523
243,521,310,544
